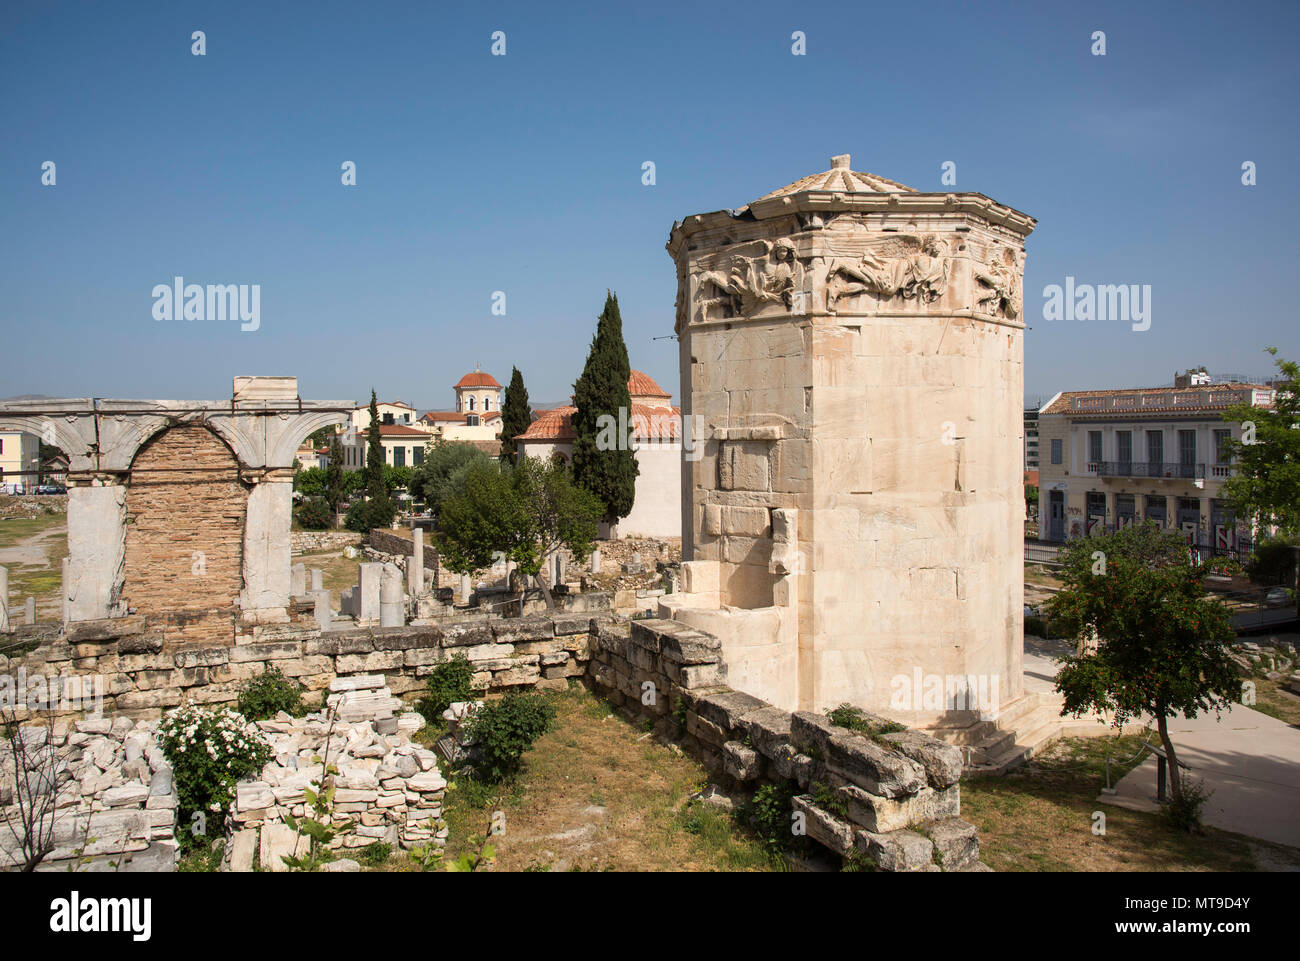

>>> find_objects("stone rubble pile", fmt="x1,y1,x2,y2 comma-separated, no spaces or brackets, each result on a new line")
223,675,447,872
0,716,178,872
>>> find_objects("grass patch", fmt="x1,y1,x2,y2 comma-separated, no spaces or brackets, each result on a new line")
962,734,1300,871
1244,676,1300,727
421,684,778,872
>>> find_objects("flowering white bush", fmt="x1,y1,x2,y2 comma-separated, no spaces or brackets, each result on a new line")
157,705,272,850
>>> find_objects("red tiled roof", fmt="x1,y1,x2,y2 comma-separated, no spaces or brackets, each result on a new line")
515,404,683,443
376,424,430,437
454,370,502,389
628,370,672,399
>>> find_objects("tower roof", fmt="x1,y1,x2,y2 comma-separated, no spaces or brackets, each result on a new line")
753,154,916,202
454,367,501,389
628,369,671,399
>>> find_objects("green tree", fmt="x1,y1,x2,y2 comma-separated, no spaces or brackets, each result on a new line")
293,466,326,498
571,291,638,526
1221,348,1300,536
348,390,396,531
435,457,602,608
325,432,346,513
499,366,532,464
1046,524,1239,805
412,441,493,516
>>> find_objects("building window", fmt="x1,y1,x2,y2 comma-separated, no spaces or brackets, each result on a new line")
413,446,424,466
1146,430,1163,470
484,397,491,411
467,414,480,427
1088,431,1102,465
1116,431,1132,470
1178,429,1196,471
1051,438,1062,465
468,396,475,411
1214,429,1232,463
394,446,405,467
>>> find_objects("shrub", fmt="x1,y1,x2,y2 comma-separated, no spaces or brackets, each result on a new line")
463,690,557,782
358,841,392,866
295,496,334,530
157,706,273,850
743,782,800,856
236,665,304,721
345,496,397,533
826,703,906,737
416,653,475,723
1247,536,1299,585
1164,779,1211,834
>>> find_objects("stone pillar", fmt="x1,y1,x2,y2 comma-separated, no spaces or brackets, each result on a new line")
25,596,36,625
0,565,8,633
459,573,471,604
554,552,566,587
310,567,323,591
409,529,424,598
290,562,307,596
239,474,294,612
311,589,332,631
379,564,404,627
356,563,382,622
63,479,127,623
590,549,601,574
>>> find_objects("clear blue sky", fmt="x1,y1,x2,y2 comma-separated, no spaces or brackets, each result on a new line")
2,0,1297,410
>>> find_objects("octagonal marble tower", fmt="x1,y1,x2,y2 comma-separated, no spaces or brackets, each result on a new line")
663,154,1036,728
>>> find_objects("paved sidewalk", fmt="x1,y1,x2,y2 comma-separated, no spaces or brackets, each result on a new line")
1101,703,1300,849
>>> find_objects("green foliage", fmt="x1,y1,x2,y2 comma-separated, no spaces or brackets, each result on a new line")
673,697,688,738
435,457,601,590
157,706,272,850
407,842,445,871
416,653,475,722
743,782,800,857
411,441,493,516
358,841,392,866
295,496,334,531
1220,350,1300,535
345,495,397,533
325,433,346,512
462,690,557,782
236,665,305,721
1024,615,1067,639
499,366,532,464
810,780,847,817
383,464,415,494
1247,535,1299,585
1163,779,1211,834
826,703,906,737
293,466,326,498
1047,525,1239,799
571,291,639,524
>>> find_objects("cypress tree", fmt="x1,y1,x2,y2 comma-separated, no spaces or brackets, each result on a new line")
365,389,386,500
325,431,346,513
571,291,638,524
499,366,532,464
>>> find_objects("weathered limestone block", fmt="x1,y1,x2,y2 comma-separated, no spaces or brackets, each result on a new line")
440,622,493,647
688,690,768,738
790,712,925,798
491,616,555,644
739,706,792,759
722,741,761,781
880,730,963,789
854,828,935,873
836,783,960,833
793,796,855,858
303,633,374,656
228,642,299,663
926,817,979,871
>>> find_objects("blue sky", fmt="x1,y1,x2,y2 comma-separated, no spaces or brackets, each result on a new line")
2,0,1297,410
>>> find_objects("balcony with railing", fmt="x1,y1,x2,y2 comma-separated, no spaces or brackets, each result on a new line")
1086,461,1209,480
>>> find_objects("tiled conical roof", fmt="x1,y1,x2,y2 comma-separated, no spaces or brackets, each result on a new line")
753,154,916,203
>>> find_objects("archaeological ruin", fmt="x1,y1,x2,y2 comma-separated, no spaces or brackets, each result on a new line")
663,154,1036,735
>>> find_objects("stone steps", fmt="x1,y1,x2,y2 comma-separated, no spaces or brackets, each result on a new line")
959,692,1109,776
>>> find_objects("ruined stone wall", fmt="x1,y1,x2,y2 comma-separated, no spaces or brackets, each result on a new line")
585,617,985,871
122,425,247,645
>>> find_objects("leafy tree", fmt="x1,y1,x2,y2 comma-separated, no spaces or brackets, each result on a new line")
1221,349,1300,536
499,366,532,464
325,432,346,513
571,291,638,525
295,496,334,530
1046,523,1239,807
412,441,492,516
435,457,602,607
294,466,326,498
383,464,415,494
